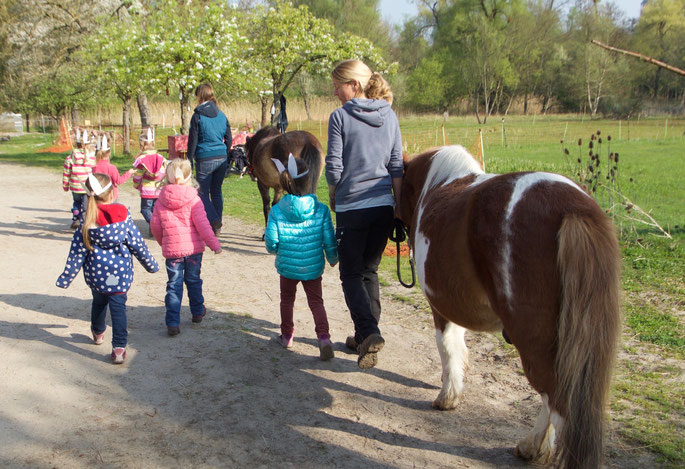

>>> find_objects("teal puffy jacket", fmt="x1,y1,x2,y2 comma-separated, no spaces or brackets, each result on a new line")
265,194,338,280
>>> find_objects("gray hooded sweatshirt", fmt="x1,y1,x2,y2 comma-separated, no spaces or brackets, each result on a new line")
325,98,403,212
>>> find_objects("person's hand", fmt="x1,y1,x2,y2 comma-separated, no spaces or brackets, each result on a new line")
127,168,136,174
63,187,69,192
213,248,222,254
389,218,406,243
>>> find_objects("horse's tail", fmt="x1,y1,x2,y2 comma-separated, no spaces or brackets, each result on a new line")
300,140,322,194
555,212,621,469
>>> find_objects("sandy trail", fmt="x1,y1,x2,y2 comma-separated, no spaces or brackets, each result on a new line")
0,161,649,468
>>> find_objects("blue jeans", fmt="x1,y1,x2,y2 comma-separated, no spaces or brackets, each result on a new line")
72,193,86,222
140,198,157,223
91,291,128,348
196,158,227,225
165,254,204,327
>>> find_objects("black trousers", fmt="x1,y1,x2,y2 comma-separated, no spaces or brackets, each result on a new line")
335,205,394,343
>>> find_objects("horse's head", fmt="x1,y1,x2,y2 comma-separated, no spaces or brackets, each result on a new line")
399,146,484,239
398,149,437,236
244,126,280,160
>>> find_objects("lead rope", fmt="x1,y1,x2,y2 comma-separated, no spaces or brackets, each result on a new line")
390,225,416,288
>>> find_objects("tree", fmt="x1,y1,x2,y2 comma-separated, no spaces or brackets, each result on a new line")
243,1,388,126
139,1,246,134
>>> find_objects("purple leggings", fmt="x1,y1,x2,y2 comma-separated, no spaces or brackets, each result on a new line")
279,275,330,340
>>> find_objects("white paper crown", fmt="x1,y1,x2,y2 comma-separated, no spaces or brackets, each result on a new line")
271,153,309,180
82,130,89,144
141,127,155,142
85,173,112,196
75,129,81,143
101,135,110,151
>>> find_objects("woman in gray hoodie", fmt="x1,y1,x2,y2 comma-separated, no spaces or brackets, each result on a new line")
325,60,403,370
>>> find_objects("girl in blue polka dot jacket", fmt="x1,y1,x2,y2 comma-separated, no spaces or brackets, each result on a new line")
56,173,159,364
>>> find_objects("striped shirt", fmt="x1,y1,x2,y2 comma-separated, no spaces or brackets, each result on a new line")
63,149,96,194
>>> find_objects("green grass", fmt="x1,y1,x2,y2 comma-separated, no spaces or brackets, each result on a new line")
2,115,684,465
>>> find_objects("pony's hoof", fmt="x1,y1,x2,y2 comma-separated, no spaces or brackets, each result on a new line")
514,439,555,464
432,394,459,410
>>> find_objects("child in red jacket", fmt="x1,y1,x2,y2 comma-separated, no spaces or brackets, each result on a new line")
150,158,221,336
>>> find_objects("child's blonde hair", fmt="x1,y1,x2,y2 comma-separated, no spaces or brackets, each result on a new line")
165,158,195,186
331,59,393,105
82,173,114,251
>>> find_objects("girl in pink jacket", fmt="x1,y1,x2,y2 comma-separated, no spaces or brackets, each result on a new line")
150,159,221,336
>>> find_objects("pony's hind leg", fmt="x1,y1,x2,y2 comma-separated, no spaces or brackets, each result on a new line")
515,393,562,464
432,315,469,410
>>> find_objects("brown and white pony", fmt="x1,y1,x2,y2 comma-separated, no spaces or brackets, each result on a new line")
398,146,621,469
244,126,324,227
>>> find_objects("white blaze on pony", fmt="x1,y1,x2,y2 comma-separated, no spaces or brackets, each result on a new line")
399,145,621,469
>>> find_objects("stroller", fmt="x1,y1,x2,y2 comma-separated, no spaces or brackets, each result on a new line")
227,145,249,178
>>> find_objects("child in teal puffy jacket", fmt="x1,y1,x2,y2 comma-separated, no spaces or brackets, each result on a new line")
264,153,337,360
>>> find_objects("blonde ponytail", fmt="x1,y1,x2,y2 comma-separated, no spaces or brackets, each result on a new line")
81,173,113,251
365,72,393,105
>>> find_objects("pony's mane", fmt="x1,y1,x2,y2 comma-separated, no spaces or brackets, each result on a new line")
420,145,484,201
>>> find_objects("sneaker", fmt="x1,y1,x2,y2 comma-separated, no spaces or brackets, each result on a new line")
91,328,105,345
111,347,126,364
167,326,180,336
345,335,359,353
318,338,334,361
192,307,206,323
277,334,293,349
357,333,385,370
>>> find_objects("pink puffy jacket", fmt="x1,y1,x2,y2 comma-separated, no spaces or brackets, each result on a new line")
150,184,220,259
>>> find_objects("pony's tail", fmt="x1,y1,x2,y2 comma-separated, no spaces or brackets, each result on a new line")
555,212,621,469
299,141,322,194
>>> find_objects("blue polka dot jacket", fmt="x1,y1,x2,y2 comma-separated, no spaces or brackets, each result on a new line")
56,209,159,294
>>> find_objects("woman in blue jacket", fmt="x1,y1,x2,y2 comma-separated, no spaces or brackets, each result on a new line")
264,154,338,361
187,83,232,236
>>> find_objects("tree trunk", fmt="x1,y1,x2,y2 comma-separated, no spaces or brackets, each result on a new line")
25,114,30,133
71,107,80,126
302,91,311,120
523,93,528,115
122,96,132,155
270,89,281,126
474,92,482,125
180,87,191,135
260,96,270,128
137,93,151,128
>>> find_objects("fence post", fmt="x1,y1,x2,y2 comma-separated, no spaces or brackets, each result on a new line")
619,120,621,140
665,118,668,139
442,125,446,145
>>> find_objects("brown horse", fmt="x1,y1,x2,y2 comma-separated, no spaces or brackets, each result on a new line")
398,146,621,469
244,126,324,228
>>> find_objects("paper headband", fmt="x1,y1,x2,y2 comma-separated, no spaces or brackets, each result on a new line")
271,153,309,180
75,129,81,143
97,134,110,151
82,130,89,144
168,166,192,184
85,173,112,196
141,127,155,142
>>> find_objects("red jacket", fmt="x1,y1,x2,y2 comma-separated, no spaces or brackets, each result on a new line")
150,184,220,259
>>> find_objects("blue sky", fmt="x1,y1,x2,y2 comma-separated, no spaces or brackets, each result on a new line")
379,0,646,26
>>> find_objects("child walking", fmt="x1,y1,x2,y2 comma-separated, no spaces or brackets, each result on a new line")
62,129,96,229
264,153,338,360
132,128,167,231
56,173,159,364
93,133,135,201
150,159,222,337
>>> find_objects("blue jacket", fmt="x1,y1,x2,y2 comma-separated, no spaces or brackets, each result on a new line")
56,212,159,294
187,100,232,165
265,194,338,281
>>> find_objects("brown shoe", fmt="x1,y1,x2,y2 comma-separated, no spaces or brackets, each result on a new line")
167,326,180,336
192,307,206,323
357,333,385,370
345,335,359,352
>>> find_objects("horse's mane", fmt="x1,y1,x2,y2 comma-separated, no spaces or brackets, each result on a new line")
420,145,484,201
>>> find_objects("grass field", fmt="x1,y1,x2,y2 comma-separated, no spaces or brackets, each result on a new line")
1,114,683,466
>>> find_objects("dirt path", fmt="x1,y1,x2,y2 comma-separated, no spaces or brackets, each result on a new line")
0,161,651,468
